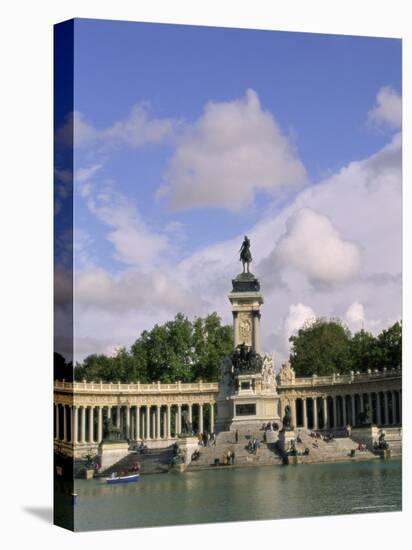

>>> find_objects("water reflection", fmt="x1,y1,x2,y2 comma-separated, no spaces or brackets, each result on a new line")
74,460,401,531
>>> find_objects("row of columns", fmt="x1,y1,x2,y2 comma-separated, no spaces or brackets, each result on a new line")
289,389,401,430
54,402,215,444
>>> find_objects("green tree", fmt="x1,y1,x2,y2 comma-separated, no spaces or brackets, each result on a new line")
192,313,233,381
135,313,194,382
377,321,402,370
74,353,116,382
289,318,352,376
73,312,233,383
349,329,381,373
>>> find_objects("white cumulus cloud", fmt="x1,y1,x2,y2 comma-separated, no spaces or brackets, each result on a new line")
368,86,402,129
157,89,307,211
270,208,361,285
56,104,177,149
87,188,169,268
70,91,401,362
346,301,365,325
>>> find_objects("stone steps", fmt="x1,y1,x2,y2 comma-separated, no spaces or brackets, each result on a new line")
187,430,282,470
101,447,174,475
294,431,376,462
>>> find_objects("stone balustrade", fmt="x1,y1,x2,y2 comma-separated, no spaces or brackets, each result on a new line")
277,366,401,389
54,379,218,393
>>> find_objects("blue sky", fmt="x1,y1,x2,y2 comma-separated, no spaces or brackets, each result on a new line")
72,20,401,261
54,19,402,361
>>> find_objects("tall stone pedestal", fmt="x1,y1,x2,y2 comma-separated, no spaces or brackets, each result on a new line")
99,441,129,471
176,436,199,466
215,270,280,433
278,429,296,453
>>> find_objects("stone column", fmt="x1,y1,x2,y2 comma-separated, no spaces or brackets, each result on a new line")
116,406,121,428
88,407,94,443
252,312,261,354
146,406,151,440
177,404,182,435
63,405,67,442
98,406,103,442
290,400,296,429
107,406,111,419
376,393,382,425
188,403,193,423
151,410,156,439
81,406,86,443
302,398,308,429
55,404,60,440
72,406,78,444
156,405,161,440
351,395,356,426
167,405,171,439
323,397,328,429
342,396,347,427
131,408,135,440
384,392,389,425
332,397,337,429
391,391,397,424
125,406,130,439
366,393,372,417
360,393,364,413
312,398,318,430
199,403,204,433
233,312,239,348
136,405,140,439
210,403,215,433
163,410,167,438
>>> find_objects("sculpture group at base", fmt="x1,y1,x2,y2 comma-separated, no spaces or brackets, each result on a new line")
232,342,263,374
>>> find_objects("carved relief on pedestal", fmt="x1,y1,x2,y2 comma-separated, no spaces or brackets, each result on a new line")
238,312,252,345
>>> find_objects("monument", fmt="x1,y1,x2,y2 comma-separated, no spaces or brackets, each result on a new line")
172,408,199,471
98,416,129,471
215,237,280,432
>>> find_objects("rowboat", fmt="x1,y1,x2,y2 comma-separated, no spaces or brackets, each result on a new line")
106,473,140,484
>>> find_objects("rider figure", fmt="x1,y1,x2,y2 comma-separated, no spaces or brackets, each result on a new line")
239,236,252,273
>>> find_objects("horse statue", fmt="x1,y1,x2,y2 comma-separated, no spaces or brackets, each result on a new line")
239,235,252,274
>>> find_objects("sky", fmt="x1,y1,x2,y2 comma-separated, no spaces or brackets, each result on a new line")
54,19,402,365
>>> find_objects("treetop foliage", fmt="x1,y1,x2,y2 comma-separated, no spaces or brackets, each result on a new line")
289,318,401,376
73,312,233,383
55,314,401,383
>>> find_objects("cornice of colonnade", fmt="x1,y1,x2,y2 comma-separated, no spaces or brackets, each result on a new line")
276,367,402,397
53,379,219,407
53,366,401,406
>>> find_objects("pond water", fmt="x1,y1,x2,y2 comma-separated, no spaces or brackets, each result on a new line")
66,459,401,531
